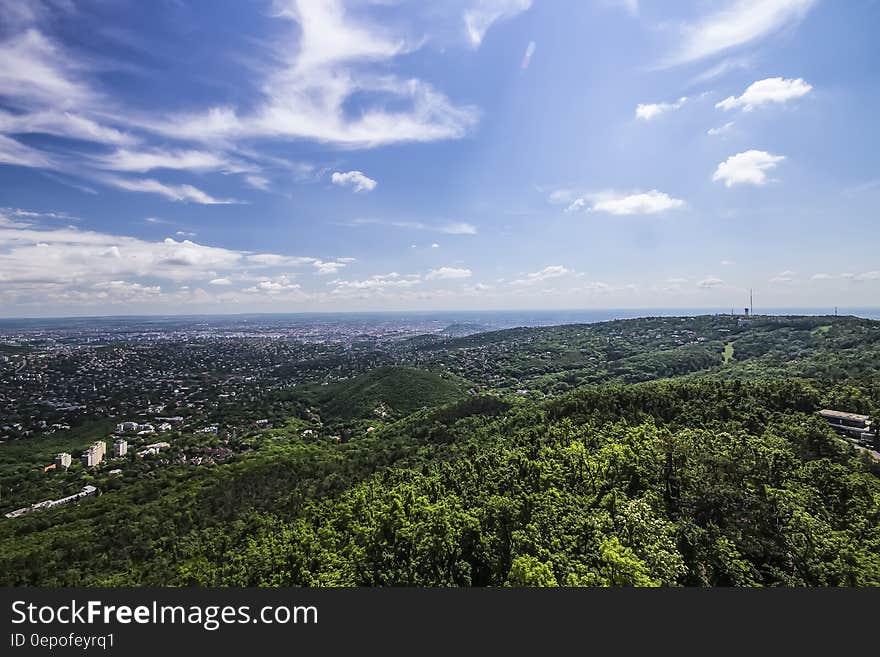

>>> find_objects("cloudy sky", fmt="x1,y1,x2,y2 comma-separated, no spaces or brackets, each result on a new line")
0,0,878,317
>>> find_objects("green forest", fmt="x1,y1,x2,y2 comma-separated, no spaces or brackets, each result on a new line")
1,314,879,587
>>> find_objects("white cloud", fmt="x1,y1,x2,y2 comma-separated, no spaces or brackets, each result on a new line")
464,0,532,47
854,271,880,281
0,29,95,108
713,150,785,187
245,253,315,267
312,260,347,275
720,260,735,266
426,267,472,280
99,175,241,204
708,121,735,136
209,278,233,286
93,148,243,173
511,265,572,285
243,276,302,294
0,109,136,145
431,243,440,248
716,77,812,111
350,218,476,234
635,97,687,120
93,280,161,298
810,273,832,280
330,272,421,291
521,40,536,69
691,56,753,84
593,191,685,215
331,170,377,192
0,228,236,287
770,270,795,282
143,0,478,149
697,277,724,288
661,0,816,68
547,188,576,204
0,134,54,168
244,175,270,190
438,222,477,235
565,190,685,215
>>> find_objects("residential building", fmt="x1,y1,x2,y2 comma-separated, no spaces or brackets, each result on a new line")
113,438,128,457
136,441,171,457
54,452,72,469
81,440,106,467
818,409,876,446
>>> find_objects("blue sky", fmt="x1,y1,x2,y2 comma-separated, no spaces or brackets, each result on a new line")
0,0,878,317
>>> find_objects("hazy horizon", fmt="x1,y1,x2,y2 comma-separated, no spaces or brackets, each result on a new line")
2,305,879,324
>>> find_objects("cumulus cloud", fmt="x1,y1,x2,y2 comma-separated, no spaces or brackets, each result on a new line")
464,0,532,47
713,150,785,187
635,97,687,120
312,260,348,275
660,0,816,68
716,77,812,111
243,276,302,294
564,190,685,215
426,267,472,280
331,170,377,192
330,272,422,291
0,219,340,311
810,273,833,280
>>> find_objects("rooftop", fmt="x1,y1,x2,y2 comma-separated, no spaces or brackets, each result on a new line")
818,409,870,422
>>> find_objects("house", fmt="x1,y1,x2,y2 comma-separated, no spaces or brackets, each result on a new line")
818,409,876,444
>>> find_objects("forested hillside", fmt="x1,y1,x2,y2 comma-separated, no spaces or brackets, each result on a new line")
1,315,878,587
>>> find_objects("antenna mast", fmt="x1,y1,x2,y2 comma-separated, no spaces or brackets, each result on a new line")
749,289,753,316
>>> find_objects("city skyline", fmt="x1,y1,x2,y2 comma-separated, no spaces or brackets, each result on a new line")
1,0,879,317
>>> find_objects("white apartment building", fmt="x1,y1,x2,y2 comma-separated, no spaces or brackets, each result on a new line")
81,440,107,467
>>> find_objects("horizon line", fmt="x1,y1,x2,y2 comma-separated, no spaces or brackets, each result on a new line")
1,305,879,322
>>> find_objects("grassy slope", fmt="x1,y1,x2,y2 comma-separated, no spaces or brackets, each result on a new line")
297,366,469,420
